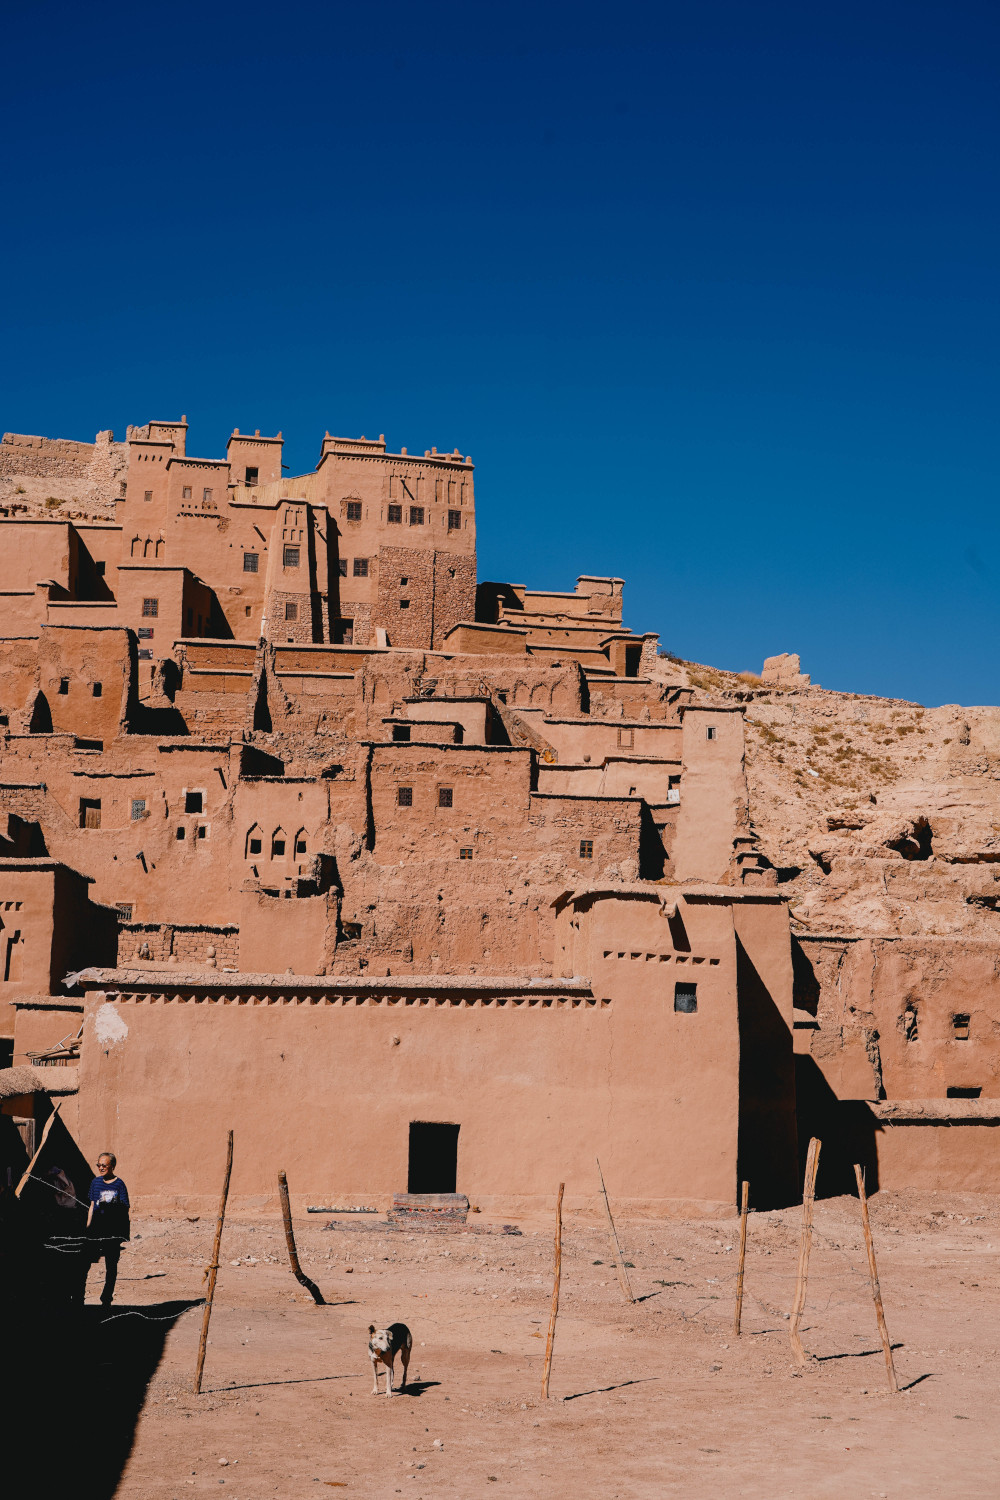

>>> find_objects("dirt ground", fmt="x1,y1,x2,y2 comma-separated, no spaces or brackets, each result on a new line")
90,1192,999,1498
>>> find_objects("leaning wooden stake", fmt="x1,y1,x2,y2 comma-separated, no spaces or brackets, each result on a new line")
789,1137,821,1367
854,1164,898,1393
541,1182,565,1400
596,1157,634,1304
733,1180,750,1336
14,1101,63,1198
194,1129,233,1395
278,1169,325,1305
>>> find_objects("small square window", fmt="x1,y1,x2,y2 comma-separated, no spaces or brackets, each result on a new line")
176,826,186,840
138,627,153,639
400,576,408,586
438,787,453,808
295,839,307,854
245,467,258,485
116,903,133,921
409,506,424,526
131,798,146,820
459,847,473,860
675,983,698,1013
80,798,101,829
185,791,203,814
397,786,413,807
338,558,348,577
272,839,286,856
334,620,353,645
203,488,213,504
283,545,300,567
393,725,411,743
142,597,158,617
346,501,362,521
243,552,259,573
947,1086,981,1098
182,486,192,500
58,678,69,695
706,726,716,741
353,557,369,577
579,839,594,859
197,825,207,840
387,504,402,524
92,682,102,698
285,602,298,621
249,836,262,855
96,560,106,576
953,1013,971,1040
400,599,410,609
448,509,461,530
144,490,153,503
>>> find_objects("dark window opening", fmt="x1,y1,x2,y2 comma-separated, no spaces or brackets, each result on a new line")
272,839,286,856
393,725,411,743
400,576,408,586
387,504,402,524
448,509,461,531
285,602,298,621
283,545,300,567
889,817,934,862
185,791,203,813
947,1086,981,1099
92,682,102,698
674,982,698,1013
438,787,453,808
245,466,258,485
397,786,413,807
706,726,716,740
346,501,362,521
79,798,101,830
579,839,594,859
176,826,186,840
407,1121,459,1194
58,678,69,695
295,839,306,854
96,560,106,576
341,921,362,941
409,506,424,526
338,558,348,577
459,847,473,860
243,552,259,573
333,619,353,645
624,645,642,677
142,597,159,617
353,558,368,577
953,1013,971,1040
197,826,207,840
400,599,410,609
249,837,262,855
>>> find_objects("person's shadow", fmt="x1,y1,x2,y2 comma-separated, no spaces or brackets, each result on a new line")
8,1298,202,1500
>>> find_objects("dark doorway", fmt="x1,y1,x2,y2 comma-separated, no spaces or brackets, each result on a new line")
408,1121,459,1193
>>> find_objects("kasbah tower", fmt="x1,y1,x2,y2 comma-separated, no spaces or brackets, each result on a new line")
1,416,997,1215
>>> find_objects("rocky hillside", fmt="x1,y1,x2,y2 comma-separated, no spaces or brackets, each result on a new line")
656,654,1000,938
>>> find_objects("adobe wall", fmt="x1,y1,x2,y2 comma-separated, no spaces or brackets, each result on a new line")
74,965,739,1216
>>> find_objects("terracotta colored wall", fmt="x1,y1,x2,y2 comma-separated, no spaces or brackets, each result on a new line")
670,706,747,883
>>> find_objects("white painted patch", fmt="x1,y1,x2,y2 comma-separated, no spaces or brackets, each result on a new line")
93,1002,128,1047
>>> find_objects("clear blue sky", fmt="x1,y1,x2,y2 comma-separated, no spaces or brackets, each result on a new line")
3,2,998,706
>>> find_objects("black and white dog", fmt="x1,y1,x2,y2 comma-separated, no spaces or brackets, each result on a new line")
368,1322,412,1397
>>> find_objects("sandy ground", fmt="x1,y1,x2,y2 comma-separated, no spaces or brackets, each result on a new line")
96,1192,999,1499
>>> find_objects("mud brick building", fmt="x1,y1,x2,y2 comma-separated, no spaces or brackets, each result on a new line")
1,416,997,1214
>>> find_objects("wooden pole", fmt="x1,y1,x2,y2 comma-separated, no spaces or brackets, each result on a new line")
14,1101,62,1198
854,1164,898,1394
278,1169,325,1305
596,1157,634,1304
194,1129,233,1395
541,1182,565,1400
733,1180,750,1336
789,1137,821,1367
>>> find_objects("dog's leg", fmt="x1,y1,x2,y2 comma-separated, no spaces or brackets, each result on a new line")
386,1353,395,1397
370,1354,381,1396
399,1343,410,1392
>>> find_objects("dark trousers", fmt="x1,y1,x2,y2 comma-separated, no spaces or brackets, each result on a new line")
90,1242,121,1304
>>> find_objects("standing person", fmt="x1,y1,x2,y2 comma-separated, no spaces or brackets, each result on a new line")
86,1152,130,1305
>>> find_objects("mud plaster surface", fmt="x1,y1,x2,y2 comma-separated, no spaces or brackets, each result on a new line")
96,1194,998,1498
